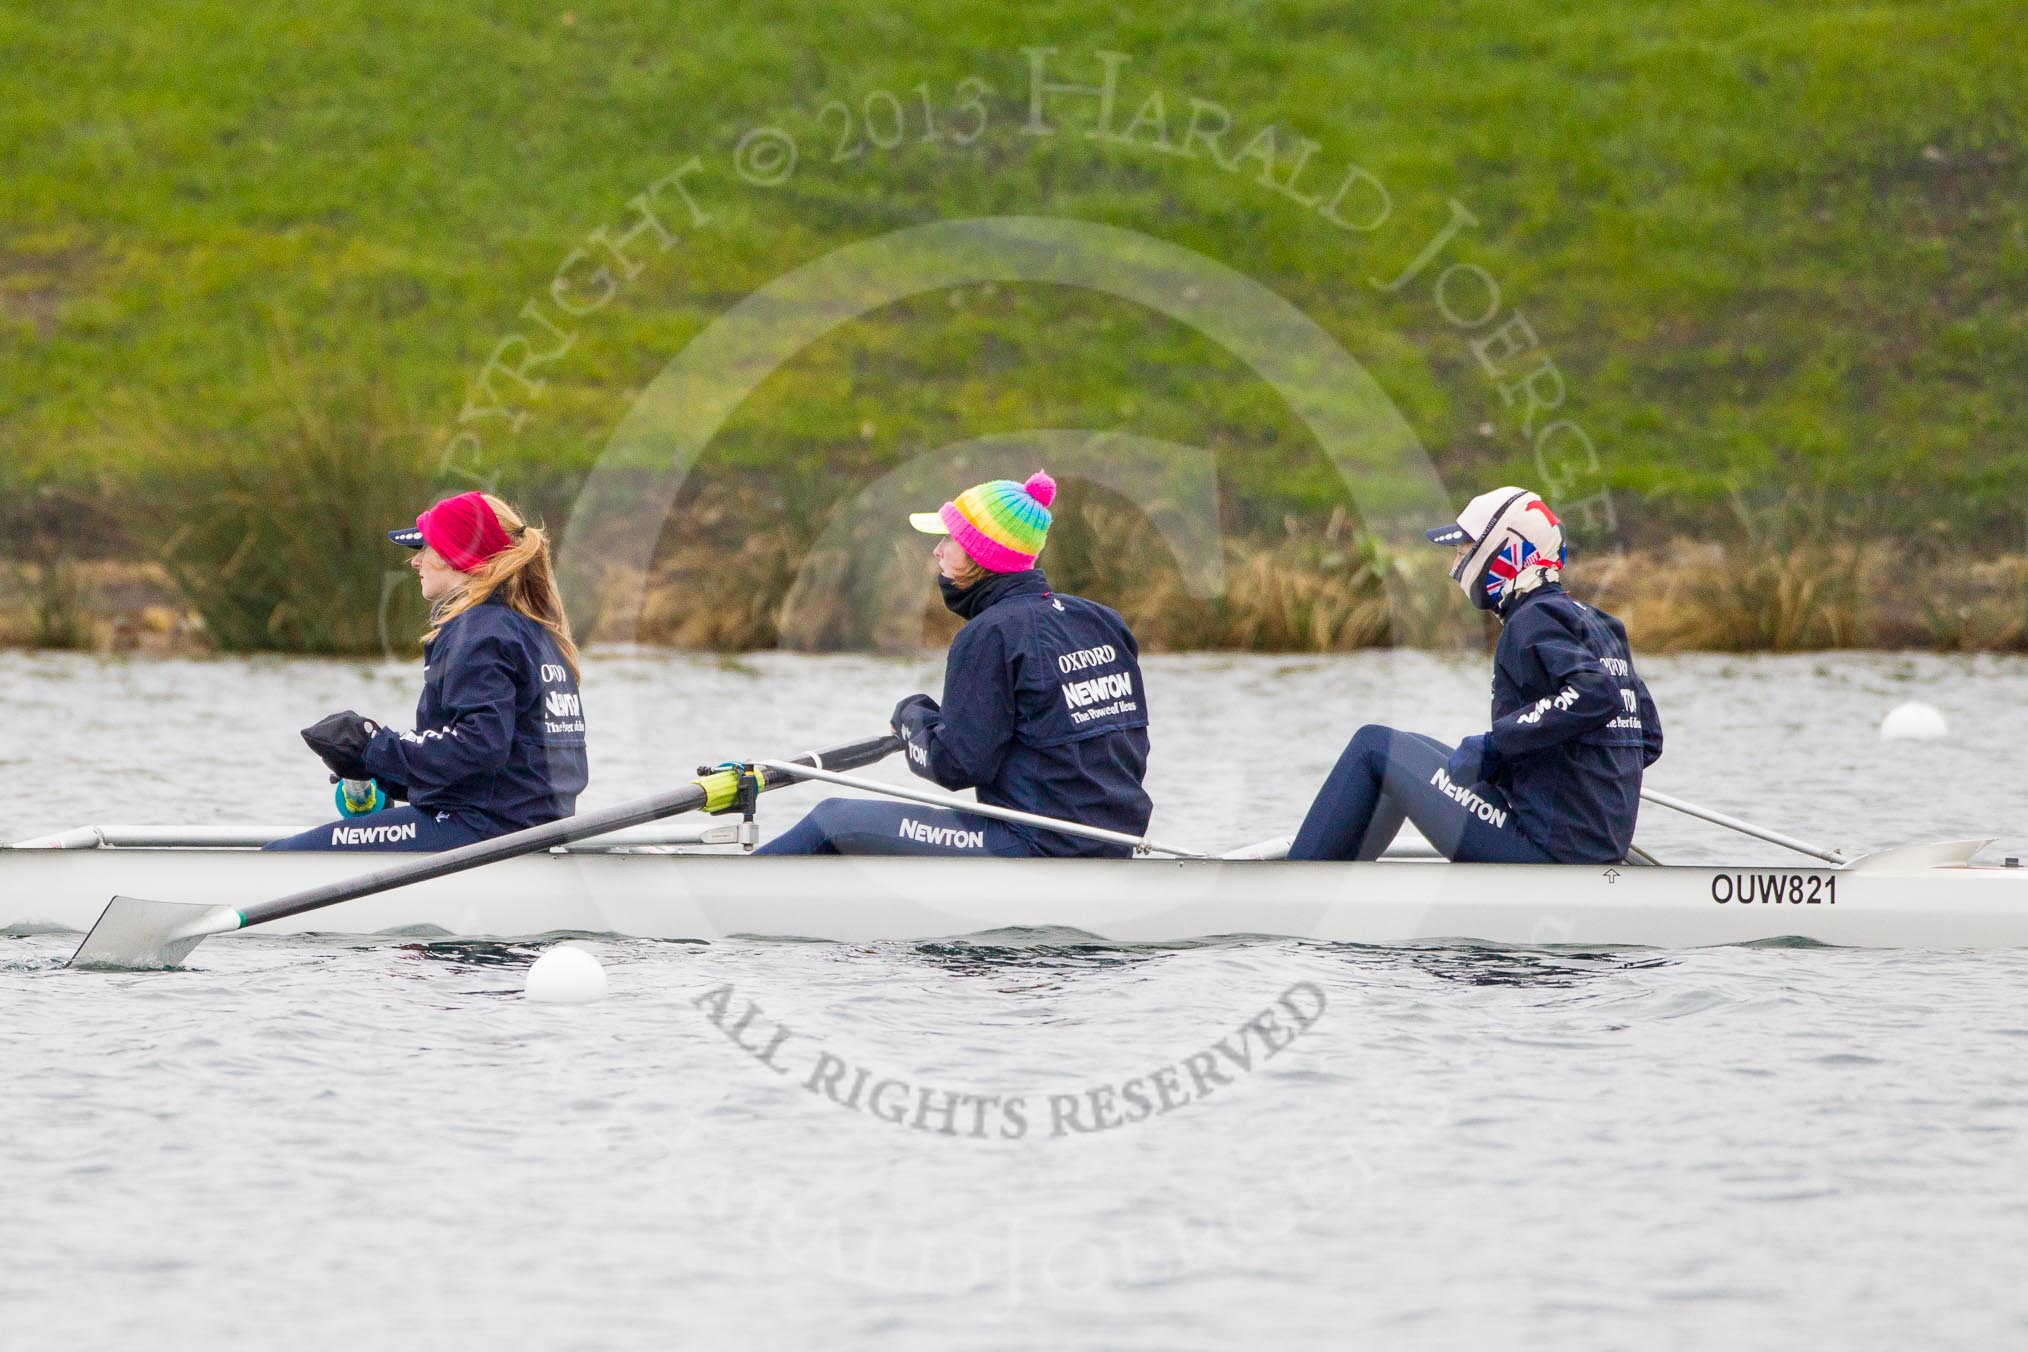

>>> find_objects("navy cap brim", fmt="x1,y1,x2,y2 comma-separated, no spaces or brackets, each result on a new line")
388,526,425,549
1424,524,1470,546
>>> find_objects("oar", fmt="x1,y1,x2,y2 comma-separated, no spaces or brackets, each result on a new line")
1226,792,1849,866
68,734,901,970
1639,787,1848,864
1228,795,1833,866
746,758,1206,858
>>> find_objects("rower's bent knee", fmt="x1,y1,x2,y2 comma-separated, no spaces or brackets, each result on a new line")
1339,724,1410,767
1348,724,1394,752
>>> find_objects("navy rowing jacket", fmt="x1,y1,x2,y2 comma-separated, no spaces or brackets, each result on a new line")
895,570,1152,857
363,595,589,831
1485,583,1662,863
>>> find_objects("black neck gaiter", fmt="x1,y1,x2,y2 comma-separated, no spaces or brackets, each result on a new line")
939,568,1047,621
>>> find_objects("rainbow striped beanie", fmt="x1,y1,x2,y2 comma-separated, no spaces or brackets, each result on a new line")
908,471,1057,573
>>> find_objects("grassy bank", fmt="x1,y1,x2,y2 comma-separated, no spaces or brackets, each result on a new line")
7,1,2024,503
3,0,2023,647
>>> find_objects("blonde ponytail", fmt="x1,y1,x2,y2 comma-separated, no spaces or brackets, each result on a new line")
422,495,582,675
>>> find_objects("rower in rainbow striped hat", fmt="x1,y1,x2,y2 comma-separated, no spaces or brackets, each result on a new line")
757,470,1156,858
907,471,1057,576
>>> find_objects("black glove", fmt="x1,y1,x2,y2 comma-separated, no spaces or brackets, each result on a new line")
301,710,380,782
890,693,940,737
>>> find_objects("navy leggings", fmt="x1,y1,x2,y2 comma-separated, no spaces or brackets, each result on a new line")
262,804,498,853
1287,725,1557,863
754,798,1021,857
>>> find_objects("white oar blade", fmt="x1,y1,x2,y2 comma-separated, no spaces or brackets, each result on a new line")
69,897,240,970
1841,838,1992,873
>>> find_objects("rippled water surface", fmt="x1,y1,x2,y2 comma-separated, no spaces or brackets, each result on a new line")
5,649,2028,1350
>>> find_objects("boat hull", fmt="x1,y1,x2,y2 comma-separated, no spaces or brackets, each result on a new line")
7,848,2027,948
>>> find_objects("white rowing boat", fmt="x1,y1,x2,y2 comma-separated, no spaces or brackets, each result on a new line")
8,826,2025,949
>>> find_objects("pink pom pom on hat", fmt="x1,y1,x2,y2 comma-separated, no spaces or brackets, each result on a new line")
908,471,1057,573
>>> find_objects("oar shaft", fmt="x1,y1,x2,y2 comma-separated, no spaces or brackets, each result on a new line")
749,759,1204,858
1639,787,1846,865
239,734,902,928
239,783,711,927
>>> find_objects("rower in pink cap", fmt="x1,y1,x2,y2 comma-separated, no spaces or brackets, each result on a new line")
269,491,590,852
758,470,1154,857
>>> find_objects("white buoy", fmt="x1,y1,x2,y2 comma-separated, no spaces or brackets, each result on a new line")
1880,701,1948,741
526,945,608,1004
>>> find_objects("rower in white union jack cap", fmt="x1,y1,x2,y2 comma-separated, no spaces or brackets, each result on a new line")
1286,486,1663,865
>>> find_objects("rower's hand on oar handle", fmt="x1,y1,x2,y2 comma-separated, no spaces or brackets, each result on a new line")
891,694,939,770
1445,733,1502,786
891,692,939,736
301,710,380,782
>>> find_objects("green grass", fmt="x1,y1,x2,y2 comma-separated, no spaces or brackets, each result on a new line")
3,0,2024,550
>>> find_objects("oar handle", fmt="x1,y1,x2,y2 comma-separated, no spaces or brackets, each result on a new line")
785,735,903,775
239,734,903,929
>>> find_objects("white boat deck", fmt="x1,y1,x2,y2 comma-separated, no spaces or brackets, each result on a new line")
6,832,2025,949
